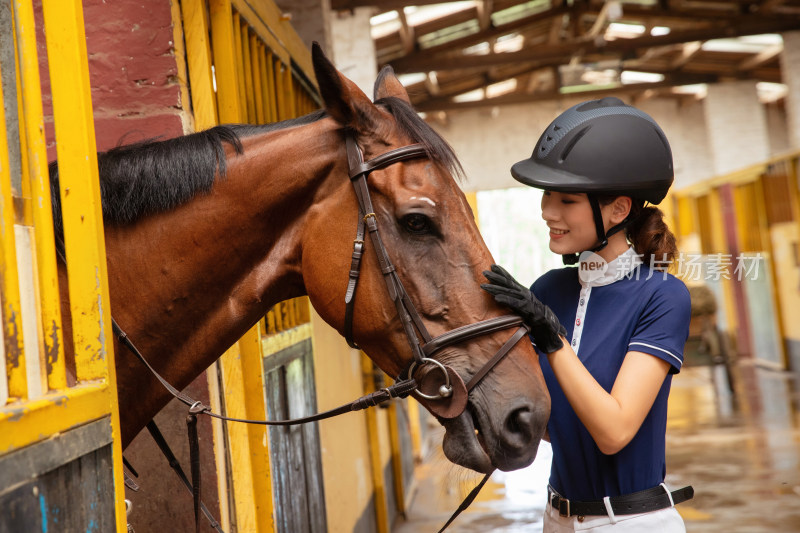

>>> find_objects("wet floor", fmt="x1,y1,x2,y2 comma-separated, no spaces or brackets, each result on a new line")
394,359,800,532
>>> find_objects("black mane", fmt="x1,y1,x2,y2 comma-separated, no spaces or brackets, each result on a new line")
49,100,461,235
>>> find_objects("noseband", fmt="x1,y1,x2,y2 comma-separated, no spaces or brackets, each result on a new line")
342,131,529,418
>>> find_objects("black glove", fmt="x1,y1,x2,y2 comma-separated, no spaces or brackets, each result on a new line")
481,264,567,354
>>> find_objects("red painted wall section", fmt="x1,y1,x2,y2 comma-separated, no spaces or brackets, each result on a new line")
37,0,188,160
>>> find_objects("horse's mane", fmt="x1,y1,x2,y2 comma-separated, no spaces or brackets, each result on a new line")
373,96,464,182
49,99,461,235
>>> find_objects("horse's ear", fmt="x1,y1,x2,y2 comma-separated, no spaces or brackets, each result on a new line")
373,65,411,104
312,42,381,132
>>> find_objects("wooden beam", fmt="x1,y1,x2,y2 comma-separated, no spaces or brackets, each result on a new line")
378,5,571,62
397,9,415,54
670,41,703,69
758,0,786,14
424,71,441,96
408,61,564,105
548,12,564,44
390,17,800,73
477,0,494,32
332,0,456,10
415,73,718,112
737,43,783,71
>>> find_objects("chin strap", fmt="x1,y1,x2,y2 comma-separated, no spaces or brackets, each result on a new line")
561,196,644,265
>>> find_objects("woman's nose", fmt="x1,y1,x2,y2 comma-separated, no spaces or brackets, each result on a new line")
541,196,557,221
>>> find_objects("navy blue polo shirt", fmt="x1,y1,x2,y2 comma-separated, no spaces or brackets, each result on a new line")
531,250,690,501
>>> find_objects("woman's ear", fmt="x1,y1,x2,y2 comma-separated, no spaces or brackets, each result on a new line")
609,196,632,224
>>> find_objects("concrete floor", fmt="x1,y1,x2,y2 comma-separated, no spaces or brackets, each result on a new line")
394,359,800,532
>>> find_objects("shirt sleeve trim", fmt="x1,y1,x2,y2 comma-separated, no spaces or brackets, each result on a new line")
628,341,682,367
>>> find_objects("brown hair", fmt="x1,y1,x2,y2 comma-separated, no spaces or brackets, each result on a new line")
597,196,678,271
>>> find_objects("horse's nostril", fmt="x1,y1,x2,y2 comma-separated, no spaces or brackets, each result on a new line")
506,406,534,437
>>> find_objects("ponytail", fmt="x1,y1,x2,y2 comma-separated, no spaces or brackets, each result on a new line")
625,203,677,271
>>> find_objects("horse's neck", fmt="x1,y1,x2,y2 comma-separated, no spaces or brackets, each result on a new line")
107,119,346,444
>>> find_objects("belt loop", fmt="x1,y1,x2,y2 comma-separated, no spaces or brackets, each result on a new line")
661,483,675,507
602,496,617,525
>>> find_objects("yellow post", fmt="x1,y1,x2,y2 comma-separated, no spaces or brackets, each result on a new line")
250,34,264,124
258,44,269,123
264,51,276,123
274,60,285,120
386,397,406,516
221,323,275,533
181,0,218,130
231,13,247,121
40,0,126,529
0,61,27,401
207,4,280,531
361,354,390,533
13,0,65,392
209,0,242,124
406,398,423,461
241,25,256,123
282,63,296,120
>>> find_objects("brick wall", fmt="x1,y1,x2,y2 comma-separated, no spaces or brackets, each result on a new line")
765,102,791,156
37,0,188,160
780,31,800,149
703,81,770,176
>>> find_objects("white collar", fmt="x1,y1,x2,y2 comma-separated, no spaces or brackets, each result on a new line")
579,247,642,288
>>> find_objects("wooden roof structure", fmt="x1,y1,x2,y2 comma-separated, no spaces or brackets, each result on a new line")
330,0,800,112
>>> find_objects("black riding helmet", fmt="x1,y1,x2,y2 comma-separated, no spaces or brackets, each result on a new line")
511,97,673,264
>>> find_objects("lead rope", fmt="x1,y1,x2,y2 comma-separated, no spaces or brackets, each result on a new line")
186,413,202,533
437,471,494,533
145,421,223,532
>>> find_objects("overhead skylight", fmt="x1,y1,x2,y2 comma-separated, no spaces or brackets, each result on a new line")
672,84,708,98
397,72,428,86
453,88,485,103
370,12,400,39
757,82,788,103
621,71,665,84
605,22,646,40
486,78,518,98
464,41,491,55
491,0,551,26
702,34,783,53
404,2,475,26
494,33,525,53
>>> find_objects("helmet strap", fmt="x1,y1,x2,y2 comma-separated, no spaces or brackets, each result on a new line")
561,195,638,265
561,194,607,265
587,194,609,252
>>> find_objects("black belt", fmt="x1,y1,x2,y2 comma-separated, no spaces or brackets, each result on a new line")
548,485,694,518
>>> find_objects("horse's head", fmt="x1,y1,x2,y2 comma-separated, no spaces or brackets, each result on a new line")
302,45,550,473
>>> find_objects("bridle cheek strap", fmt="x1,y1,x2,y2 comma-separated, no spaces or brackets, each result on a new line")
342,133,531,419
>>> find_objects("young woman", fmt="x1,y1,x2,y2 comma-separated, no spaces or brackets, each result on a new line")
482,97,694,532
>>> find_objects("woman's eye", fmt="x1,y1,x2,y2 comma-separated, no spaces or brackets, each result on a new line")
402,214,433,235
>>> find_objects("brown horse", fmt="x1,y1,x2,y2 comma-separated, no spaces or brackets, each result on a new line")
53,46,549,474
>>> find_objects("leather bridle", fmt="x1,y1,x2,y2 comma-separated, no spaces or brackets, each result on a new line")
109,130,532,533
342,132,529,418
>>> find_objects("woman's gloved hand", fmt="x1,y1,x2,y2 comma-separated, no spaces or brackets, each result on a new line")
481,264,567,354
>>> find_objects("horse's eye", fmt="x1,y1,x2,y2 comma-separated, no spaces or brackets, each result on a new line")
402,213,433,235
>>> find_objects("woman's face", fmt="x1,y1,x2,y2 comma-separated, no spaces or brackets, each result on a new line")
540,190,599,255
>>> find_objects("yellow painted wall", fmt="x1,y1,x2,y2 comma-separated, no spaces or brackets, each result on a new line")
770,222,800,342
310,308,375,531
